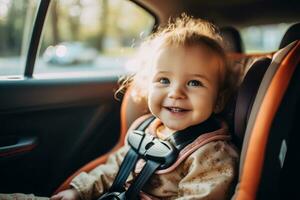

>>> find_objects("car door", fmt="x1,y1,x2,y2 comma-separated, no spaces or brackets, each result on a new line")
0,0,154,196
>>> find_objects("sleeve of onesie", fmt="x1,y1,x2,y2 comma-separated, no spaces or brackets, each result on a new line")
70,145,130,200
174,140,239,200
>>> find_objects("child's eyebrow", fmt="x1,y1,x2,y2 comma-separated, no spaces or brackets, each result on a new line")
191,74,210,82
155,70,170,74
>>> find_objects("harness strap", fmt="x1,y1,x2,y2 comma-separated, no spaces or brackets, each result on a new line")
167,116,220,150
109,116,156,193
125,160,161,199
109,149,139,192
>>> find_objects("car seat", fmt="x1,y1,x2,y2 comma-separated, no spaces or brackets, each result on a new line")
220,26,244,53
233,40,300,200
54,41,300,200
232,23,300,199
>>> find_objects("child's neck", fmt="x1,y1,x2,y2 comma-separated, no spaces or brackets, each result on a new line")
157,125,176,140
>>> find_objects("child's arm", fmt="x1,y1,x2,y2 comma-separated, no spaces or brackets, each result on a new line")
50,189,80,200
69,145,130,200
0,193,49,200
175,140,239,200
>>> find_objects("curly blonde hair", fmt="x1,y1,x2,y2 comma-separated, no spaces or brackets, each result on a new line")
116,14,235,113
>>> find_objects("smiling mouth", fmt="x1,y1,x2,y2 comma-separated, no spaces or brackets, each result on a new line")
164,107,189,113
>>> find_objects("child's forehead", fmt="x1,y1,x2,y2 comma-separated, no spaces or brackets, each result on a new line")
156,44,220,59
150,45,224,80
153,45,222,67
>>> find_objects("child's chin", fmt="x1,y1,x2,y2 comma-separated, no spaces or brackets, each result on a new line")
164,122,189,132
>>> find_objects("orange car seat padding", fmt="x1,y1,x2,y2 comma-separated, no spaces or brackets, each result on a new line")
120,86,132,146
235,41,300,200
123,88,150,135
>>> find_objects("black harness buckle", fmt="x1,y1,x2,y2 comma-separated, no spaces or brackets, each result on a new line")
98,129,178,200
98,115,218,200
127,130,178,169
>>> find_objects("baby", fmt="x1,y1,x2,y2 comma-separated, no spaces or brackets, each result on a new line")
0,15,239,200
51,15,239,200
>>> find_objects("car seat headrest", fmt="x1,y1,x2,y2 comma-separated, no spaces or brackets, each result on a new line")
220,26,244,53
279,22,300,49
233,57,272,147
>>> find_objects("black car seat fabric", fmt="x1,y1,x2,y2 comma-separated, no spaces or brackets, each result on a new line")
279,22,300,49
233,41,300,200
220,26,244,53
233,57,272,148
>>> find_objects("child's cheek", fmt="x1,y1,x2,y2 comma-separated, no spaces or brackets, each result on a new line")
148,90,161,116
147,91,156,114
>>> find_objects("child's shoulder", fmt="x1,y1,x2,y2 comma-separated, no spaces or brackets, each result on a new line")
194,140,238,157
186,139,239,169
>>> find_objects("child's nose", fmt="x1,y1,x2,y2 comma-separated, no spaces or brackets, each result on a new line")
168,85,186,99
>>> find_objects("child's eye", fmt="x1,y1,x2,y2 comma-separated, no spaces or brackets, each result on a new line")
159,78,170,84
187,80,203,87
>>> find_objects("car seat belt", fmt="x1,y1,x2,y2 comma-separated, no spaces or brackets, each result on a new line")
99,115,219,200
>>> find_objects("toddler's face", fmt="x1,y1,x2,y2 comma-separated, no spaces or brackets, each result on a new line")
148,45,222,131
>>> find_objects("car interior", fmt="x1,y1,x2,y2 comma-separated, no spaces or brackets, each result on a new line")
0,0,300,199
220,26,244,53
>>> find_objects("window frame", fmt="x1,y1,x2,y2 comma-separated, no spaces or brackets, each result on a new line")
23,0,157,78
24,0,51,78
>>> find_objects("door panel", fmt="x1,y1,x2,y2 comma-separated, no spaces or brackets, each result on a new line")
0,0,155,196
0,77,121,195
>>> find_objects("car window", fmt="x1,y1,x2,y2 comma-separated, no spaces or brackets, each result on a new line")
34,0,155,77
239,23,294,53
0,0,39,76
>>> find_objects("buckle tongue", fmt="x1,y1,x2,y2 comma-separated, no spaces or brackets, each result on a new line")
127,130,178,169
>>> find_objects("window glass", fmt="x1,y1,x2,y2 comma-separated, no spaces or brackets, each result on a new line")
240,23,293,53
34,0,155,76
0,0,39,76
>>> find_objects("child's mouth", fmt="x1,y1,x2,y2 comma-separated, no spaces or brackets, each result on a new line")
165,107,189,113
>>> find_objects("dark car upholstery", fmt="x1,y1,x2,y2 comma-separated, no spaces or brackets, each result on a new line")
279,22,300,49
220,26,244,53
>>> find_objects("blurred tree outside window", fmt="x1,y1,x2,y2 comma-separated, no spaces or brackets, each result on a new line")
0,0,39,76
34,0,155,77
